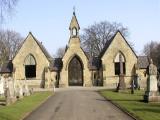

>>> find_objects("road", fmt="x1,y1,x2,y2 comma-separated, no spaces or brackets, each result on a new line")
24,87,134,120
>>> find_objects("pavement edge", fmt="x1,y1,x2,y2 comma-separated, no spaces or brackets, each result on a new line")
21,91,54,120
98,90,142,120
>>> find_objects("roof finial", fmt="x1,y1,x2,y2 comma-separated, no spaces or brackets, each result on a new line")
73,6,76,15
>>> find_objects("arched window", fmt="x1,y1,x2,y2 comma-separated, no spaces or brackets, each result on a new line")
24,54,36,78
114,52,126,75
72,27,77,36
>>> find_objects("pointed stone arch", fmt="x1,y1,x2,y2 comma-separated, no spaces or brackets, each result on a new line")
24,54,36,65
68,55,84,86
114,51,126,75
24,54,36,78
114,51,126,63
65,54,84,70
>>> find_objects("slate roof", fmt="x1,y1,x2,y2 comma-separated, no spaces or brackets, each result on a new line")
137,56,149,69
0,60,13,73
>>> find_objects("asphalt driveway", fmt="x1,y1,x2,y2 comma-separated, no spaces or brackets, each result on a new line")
24,87,134,120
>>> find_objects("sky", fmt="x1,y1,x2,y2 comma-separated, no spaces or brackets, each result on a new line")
2,0,160,56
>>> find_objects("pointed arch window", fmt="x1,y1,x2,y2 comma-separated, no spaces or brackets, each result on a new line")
24,54,36,78
114,52,126,75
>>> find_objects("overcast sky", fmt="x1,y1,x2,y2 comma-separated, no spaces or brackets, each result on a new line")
2,0,160,56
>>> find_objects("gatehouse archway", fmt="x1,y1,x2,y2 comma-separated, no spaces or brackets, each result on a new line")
68,55,83,86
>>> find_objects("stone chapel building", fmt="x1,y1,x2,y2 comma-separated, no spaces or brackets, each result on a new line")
0,12,149,88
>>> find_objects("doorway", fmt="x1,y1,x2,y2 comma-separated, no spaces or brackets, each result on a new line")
68,56,83,86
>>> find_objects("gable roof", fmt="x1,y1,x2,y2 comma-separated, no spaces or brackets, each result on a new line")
13,32,53,62
137,56,149,69
99,30,137,58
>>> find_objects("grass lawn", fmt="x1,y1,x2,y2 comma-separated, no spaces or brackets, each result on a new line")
0,91,53,120
100,90,160,120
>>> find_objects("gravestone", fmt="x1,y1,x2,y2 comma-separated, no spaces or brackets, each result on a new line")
116,54,126,92
0,76,4,95
15,80,24,99
15,79,31,98
23,80,30,96
5,77,16,105
144,59,160,102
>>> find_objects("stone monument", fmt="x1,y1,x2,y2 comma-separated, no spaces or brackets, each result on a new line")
144,59,160,102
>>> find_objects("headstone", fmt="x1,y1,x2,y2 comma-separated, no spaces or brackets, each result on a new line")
14,80,22,99
14,79,31,98
144,59,160,102
23,81,30,96
4,77,16,105
0,76,4,95
116,54,126,91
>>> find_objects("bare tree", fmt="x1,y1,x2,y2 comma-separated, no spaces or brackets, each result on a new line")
143,41,158,57
143,41,160,68
0,0,19,23
0,29,23,64
80,21,130,57
55,46,66,58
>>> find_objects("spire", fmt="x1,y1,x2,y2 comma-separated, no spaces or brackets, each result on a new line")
68,9,81,47
69,9,80,38
69,9,80,30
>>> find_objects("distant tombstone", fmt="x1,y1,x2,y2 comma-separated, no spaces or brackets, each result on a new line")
17,82,23,99
8,77,15,98
0,76,4,95
135,74,141,90
23,81,30,96
144,59,160,102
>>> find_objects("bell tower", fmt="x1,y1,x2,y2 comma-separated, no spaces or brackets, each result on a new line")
69,10,80,38
68,10,81,47
59,10,92,88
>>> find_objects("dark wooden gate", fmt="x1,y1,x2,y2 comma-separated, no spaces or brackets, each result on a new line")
68,56,83,86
